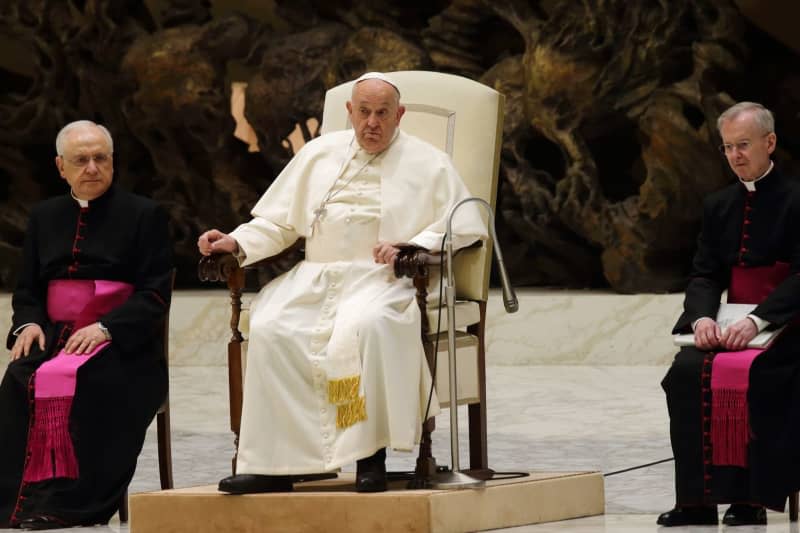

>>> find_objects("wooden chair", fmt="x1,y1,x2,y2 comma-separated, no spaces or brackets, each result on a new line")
198,70,504,484
118,277,175,522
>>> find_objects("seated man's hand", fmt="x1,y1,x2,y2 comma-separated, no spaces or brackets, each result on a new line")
719,317,758,351
694,318,722,351
198,229,239,256
373,241,401,267
64,323,107,355
10,324,45,361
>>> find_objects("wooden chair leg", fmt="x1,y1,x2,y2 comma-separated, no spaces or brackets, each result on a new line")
467,303,488,471
118,489,128,523
228,340,244,474
790,491,798,522
467,402,488,471
408,417,438,489
157,405,174,489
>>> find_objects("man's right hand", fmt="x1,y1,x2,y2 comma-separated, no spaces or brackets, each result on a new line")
694,318,722,350
10,324,45,361
198,229,239,256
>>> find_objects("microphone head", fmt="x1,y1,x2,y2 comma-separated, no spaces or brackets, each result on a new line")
504,297,519,313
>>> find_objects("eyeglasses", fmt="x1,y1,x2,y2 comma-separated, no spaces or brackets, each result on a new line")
718,133,772,155
718,141,752,155
62,153,112,167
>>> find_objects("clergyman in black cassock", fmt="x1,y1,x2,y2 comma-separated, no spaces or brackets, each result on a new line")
0,121,172,529
659,102,800,527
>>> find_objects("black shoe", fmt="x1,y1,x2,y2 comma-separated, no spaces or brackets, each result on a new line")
356,448,387,493
218,474,293,494
722,504,767,526
656,506,718,526
17,515,70,530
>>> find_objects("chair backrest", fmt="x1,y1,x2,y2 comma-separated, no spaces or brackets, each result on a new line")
320,71,504,301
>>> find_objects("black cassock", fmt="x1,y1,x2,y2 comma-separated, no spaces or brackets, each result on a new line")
663,167,800,510
0,184,172,527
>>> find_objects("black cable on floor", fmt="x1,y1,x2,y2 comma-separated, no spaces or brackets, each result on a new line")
604,457,674,477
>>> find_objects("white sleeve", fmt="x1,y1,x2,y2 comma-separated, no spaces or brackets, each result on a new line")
230,218,299,267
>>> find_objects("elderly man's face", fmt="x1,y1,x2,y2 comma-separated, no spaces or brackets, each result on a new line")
346,79,405,154
55,125,114,200
719,112,776,181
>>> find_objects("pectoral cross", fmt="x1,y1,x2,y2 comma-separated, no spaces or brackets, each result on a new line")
310,205,327,236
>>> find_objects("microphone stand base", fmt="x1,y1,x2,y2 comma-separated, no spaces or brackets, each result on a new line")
430,470,486,490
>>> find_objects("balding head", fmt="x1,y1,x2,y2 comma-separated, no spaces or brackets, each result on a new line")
54,120,115,200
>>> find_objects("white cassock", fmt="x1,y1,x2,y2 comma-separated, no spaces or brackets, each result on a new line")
229,129,486,475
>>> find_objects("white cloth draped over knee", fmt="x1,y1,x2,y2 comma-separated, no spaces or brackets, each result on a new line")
230,130,485,475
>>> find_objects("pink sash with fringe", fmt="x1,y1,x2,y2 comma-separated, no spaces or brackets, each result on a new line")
22,280,133,483
710,263,789,467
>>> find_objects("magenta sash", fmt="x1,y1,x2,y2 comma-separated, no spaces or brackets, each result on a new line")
23,280,133,483
710,263,789,467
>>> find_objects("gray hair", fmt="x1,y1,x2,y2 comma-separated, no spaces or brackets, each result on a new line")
717,102,774,135
55,120,114,156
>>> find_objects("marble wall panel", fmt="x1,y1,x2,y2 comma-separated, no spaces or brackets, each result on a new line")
0,289,684,370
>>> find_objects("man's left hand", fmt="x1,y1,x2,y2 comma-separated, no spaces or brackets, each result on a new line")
373,241,401,267
64,323,108,355
719,317,758,351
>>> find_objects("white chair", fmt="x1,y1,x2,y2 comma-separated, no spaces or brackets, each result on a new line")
199,70,504,480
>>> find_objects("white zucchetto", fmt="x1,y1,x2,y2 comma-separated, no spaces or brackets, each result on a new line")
354,72,400,97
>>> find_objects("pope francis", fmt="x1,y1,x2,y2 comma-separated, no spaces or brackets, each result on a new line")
198,72,486,494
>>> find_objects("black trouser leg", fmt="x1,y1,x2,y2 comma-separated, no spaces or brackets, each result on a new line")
662,347,710,505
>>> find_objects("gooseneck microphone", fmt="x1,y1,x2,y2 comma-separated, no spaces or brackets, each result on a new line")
434,197,518,489
445,197,518,313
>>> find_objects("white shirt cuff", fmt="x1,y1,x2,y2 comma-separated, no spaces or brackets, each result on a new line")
12,323,38,336
746,314,769,332
233,241,247,265
691,317,713,332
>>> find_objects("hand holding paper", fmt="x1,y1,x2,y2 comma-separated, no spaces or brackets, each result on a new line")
674,303,784,349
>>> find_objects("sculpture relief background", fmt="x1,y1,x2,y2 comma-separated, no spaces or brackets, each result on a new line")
0,0,798,292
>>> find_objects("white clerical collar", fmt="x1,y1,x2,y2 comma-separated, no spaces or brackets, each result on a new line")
70,190,89,207
740,161,774,192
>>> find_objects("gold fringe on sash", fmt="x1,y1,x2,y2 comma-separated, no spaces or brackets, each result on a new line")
336,396,367,429
327,375,361,404
328,375,367,428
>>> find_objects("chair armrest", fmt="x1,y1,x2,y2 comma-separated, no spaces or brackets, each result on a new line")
197,239,305,286
393,240,483,280
197,253,241,283
394,246,442,280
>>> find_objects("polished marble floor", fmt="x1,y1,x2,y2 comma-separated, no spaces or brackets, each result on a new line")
2,365,797,532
